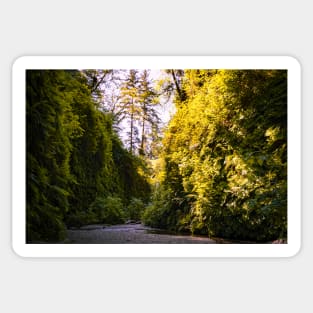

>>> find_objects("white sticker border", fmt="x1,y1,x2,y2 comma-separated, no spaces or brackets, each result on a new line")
12,56,301,258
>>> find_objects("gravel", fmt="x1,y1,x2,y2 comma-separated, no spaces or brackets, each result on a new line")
66,223,218,244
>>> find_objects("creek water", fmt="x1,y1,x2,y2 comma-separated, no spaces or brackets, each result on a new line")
66,223,220,244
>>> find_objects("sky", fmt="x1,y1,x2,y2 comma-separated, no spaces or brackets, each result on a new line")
149,69,176,125
108,69,176,150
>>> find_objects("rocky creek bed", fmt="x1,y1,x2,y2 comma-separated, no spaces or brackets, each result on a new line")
66,223,286,244
66,223,219,244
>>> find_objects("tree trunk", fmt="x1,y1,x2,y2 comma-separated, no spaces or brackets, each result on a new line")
171,70,184,102
130,100,134,153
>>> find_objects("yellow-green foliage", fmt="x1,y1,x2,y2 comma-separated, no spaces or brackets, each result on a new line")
146,70,287,241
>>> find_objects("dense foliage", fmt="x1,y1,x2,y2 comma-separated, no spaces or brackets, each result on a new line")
26,68,287,243
144,70,287,242
26,70,150,242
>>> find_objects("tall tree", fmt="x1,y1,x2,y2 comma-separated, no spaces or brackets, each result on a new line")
82,69,113,102
163,69,186,103
137,70,160,156
120,70,140,153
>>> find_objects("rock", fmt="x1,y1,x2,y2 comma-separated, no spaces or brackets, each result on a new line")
79,224,105,230
125,220,140,224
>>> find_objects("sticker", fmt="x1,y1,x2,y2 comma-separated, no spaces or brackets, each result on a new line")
12,56,301,257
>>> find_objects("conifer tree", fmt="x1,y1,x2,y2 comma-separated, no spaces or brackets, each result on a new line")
137,70,160,156
120,70,140,153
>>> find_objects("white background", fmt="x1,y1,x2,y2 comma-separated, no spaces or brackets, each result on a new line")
1,1,310,312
